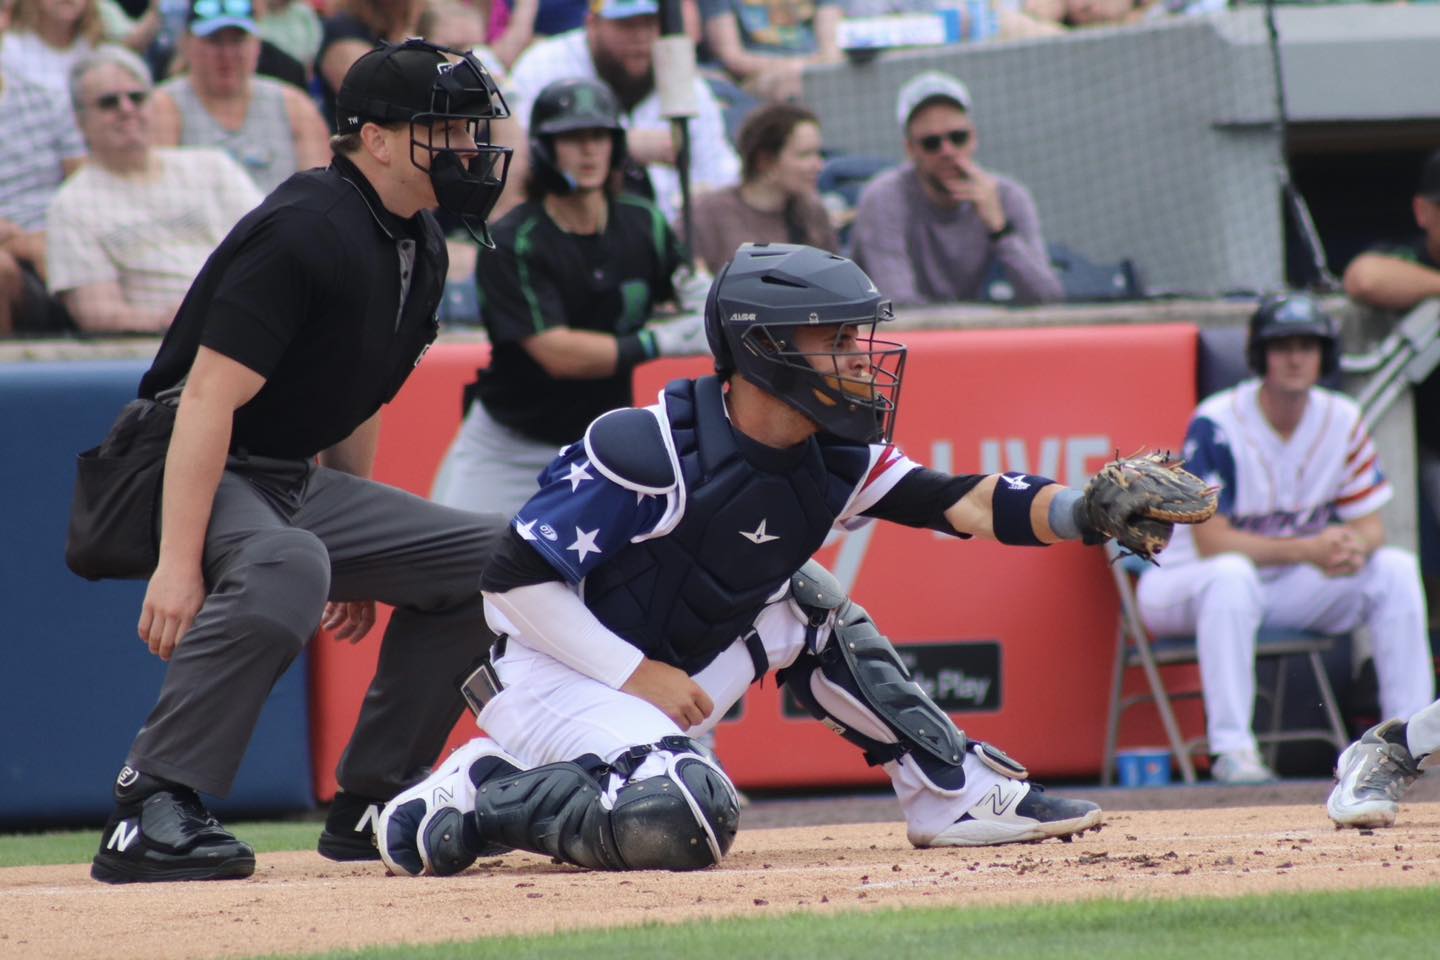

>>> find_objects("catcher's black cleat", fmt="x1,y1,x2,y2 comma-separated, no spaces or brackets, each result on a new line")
91,767,255,884
317,791,385,861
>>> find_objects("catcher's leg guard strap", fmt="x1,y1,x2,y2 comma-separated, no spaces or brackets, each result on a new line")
470,740,739,871
779,590,970,791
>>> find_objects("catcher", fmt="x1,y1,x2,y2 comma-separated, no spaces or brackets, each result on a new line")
375,243,1217,876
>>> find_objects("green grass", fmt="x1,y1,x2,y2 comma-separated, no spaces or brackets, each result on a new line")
247,887,1437,960
0,820,321,867
5,828,1436,960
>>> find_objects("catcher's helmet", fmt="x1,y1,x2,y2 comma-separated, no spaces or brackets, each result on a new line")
705,243,905,444
336,39,512,241
528,78,627,195
1246,292,1339,376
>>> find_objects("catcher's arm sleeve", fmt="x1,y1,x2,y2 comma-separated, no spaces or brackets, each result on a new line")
484,581,645,689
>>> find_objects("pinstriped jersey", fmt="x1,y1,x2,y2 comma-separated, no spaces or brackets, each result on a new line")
1160,379,1390,570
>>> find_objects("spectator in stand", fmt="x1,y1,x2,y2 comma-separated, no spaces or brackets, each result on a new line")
1064,0,1223,27
0,36,86,335
508,0,740,229
431,77,706,517
1343,148,1440,536
2,0,102,93
841,0,1063,40
316,0,422,131
688,101,835,273
699,0,841,103
47,46,262,333
417,0,539,71
148,0,328,194
851,71,1061,307
533,0,696,39
256,0,322,78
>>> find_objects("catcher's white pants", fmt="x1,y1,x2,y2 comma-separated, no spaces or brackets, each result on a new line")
1137,548,1434,756
472,597,1007,844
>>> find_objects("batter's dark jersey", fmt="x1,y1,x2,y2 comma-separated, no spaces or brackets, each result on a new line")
1366,237,1440,452
139,154,445,460
470,194,683,446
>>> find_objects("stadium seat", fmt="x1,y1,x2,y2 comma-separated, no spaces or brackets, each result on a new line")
1099,541,1350,786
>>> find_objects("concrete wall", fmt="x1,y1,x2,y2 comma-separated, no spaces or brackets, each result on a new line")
804,6,1440,297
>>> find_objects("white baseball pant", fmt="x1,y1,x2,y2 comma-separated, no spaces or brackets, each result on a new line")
473,596,1009,843
1137,548,1435,756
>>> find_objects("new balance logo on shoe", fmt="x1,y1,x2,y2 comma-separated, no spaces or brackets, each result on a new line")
983,785,1020,818
353,804,381,835
739,520,780,544
107,821,139,853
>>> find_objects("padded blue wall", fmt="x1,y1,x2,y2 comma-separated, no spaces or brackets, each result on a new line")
0,361,313,826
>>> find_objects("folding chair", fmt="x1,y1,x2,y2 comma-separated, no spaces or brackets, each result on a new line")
1100,541,1350,785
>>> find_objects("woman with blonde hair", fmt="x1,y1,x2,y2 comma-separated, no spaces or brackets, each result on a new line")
3,0,104,93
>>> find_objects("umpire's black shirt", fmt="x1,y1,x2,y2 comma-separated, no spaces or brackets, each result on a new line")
140,153,445,460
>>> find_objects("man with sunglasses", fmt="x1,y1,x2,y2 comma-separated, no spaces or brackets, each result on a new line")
46,46,263,333
87,39,515,884
852,71,1061,308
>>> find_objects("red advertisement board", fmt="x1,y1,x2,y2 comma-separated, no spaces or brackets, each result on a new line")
310,324,1198,799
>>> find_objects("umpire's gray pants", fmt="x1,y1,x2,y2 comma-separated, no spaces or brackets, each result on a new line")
127,454,504,799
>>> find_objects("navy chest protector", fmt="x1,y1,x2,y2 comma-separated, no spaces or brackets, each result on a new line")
581,376,869,674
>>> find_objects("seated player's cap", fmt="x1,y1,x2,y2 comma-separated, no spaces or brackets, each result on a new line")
895,71,972,130
590,0,660,19
187,0,258,37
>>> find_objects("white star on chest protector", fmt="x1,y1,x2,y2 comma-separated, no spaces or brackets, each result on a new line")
565,460,594,492
567,526,602,563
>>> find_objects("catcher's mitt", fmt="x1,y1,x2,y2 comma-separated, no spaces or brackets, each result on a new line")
1080,452,1218,562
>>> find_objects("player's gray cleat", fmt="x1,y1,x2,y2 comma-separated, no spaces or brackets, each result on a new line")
1210,749,1278,785
1327,720,1424,829
377,738,521,877
911,781,1102,847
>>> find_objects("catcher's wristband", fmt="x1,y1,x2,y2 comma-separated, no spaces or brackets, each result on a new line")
991,472,1055,546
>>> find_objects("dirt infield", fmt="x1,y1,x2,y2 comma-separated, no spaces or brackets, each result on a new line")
6,785,1440,960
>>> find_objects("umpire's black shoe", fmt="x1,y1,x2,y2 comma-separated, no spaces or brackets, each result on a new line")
91,766,255,884
317,790,384,861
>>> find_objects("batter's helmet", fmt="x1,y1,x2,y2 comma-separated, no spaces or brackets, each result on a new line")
1246,292,1340,376
705,243,906,444
336,39,512,241
528,78,627,196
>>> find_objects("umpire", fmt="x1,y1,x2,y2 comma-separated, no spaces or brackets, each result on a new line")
89,39,514,884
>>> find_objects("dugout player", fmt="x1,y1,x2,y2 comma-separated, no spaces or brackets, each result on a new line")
1138,294,1435,785
430,76,708,518
89,39,515,884
371,243,1211,877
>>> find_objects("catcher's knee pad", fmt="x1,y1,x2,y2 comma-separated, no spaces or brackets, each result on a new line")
470,738,739,871
780,563,984,792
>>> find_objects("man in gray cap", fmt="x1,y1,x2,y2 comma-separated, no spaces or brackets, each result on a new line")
851,70,1061,307
86,39,513,884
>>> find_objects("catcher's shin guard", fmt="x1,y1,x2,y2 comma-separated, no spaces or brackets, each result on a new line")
778,562,1026,792
470,738,740,871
